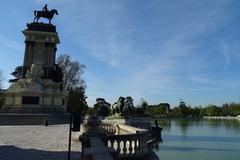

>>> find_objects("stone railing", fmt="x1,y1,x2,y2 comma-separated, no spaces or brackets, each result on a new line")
100,123,147,134
100,123,116,134
102,131,152,159
100,123,158,159
80,137,113,160
80,117,162,160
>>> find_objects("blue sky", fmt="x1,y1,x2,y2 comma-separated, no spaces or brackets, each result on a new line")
0,0,240,107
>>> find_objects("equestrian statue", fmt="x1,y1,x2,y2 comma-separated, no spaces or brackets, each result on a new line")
33,4,58,24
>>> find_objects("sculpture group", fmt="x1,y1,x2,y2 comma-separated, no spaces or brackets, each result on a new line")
93,96,146,118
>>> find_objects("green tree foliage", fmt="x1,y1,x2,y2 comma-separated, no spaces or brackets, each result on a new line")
149,103,170,116
148,101,240,117
139,98,149,114
93,98,111,117
9,66,23,82
228,103,240,116
67,87,88,115
178,100,190,117
205,105,221,116
86,107,95,115
221,103,230,116
190,107,201,117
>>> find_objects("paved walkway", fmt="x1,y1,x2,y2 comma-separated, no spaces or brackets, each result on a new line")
0,124,82,160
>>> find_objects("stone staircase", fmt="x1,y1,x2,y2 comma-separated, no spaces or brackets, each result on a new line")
0,106,66,114
0,106,69,125
0,113,70,125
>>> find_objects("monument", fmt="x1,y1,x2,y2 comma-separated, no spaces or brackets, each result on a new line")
3,5,66,114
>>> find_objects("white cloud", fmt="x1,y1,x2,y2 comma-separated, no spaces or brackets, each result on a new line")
0,35,23,51
33,0,240,105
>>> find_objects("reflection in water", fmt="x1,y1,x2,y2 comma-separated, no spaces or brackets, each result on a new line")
222,119,240,134
165,135,240,142
175,119,190,136
156,119,171,132
153,118,240,136
153,118,240,160
160,145,237,152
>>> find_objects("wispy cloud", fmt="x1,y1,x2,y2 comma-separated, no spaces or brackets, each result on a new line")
0,35,23,51
221,40,240,70
33,0,240,105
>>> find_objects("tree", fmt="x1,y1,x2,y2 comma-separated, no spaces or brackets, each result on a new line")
67,86,88,115
86,107,95,115
221,103,230,116
57,54,87,116
178,99,190,117
139,98,149,114
205,105,221,116
228,103,240,116
122,96,136,116
57,54,86,91
93,98,111,117
9,66,23,82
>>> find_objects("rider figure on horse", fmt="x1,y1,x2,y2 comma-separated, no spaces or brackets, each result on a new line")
42,4,49,13
34,4,58,24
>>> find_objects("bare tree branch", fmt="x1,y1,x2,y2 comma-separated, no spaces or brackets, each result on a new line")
57,54,86,91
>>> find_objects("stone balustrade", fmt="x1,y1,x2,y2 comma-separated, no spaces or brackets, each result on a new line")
80,118,162,160
100,123,116,134
100,123,147,135
102,131,152,159
82,137,113,160
100,123,156,159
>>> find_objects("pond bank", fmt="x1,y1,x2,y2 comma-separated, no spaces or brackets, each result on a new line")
203,116,240,120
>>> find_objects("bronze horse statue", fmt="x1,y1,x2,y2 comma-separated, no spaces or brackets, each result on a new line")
34,9,58,24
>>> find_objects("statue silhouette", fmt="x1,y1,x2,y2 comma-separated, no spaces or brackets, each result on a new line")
33,4,58,24
42,4,49,12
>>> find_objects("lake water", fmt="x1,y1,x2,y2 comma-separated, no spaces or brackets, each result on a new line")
155,118,240,160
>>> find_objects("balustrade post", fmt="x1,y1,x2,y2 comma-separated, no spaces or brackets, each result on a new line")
117,140,121,153
129,140,133,154
134,139,138,154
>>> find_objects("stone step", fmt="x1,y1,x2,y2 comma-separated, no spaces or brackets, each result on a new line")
0,106,66,114
0,114,70,125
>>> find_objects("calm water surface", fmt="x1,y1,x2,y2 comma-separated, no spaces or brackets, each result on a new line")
155,119,240,160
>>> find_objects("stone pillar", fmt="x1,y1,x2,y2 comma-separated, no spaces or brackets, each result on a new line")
23,41,35,77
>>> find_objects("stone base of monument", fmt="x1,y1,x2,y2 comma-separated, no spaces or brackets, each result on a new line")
2,78,66,114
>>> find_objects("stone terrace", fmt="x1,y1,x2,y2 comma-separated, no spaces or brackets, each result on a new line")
0,124,81,160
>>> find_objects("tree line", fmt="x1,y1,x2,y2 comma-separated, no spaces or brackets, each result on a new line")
149,101,240,118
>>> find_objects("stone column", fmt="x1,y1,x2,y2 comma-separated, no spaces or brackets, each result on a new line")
23,41,35,77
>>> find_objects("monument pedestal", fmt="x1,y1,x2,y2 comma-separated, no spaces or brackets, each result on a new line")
2,22,66,114
4,79,66,114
